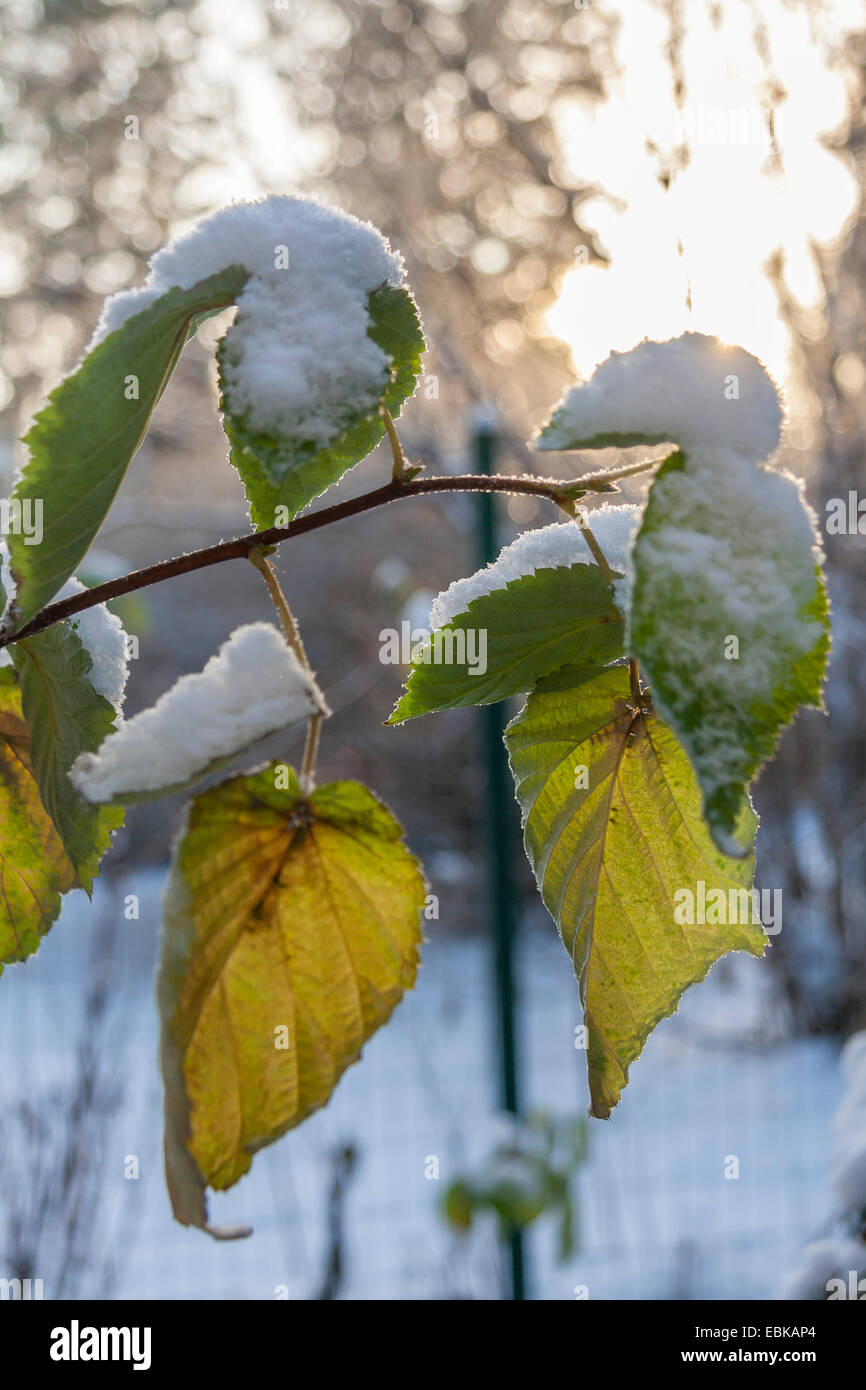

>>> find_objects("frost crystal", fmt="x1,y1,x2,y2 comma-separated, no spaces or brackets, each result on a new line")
92,196,407,448
71,623,328,802
536,333,783,461
429,504,641,630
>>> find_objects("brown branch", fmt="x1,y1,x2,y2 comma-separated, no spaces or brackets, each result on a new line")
0,459,659,650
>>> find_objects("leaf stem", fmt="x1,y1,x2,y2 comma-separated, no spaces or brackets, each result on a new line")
248,547,323,792
300,713,323,795
576,510,616,586
247,547,309,666
0,457,662,651
629,657,642,705
382,408,420,482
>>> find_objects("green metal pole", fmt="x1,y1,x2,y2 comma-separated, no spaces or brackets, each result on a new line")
473,415,526,1301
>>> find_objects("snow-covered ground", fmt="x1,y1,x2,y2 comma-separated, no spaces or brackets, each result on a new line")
0,870,843,1301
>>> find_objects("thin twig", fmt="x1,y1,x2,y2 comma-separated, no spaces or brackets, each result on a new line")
0,457,661,651
576,510,616,585
247,547,309,666
629,657,642,705
382,408,414,481
300,714,323,795
248,547,323,791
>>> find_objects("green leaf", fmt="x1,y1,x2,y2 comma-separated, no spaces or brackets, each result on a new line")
629,451,830,854
220,283,424,530
158,766,426,1237
390,562,624,722
9,266,248,621
0,667,77,971
442,1113,587,1256
12,624,124,892
505,665,765,1119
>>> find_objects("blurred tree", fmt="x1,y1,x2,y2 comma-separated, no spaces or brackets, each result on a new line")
760,36,866,1035
0,0,236,440
269,0,617,426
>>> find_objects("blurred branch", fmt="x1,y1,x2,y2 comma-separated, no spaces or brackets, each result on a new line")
315,1143,358,1301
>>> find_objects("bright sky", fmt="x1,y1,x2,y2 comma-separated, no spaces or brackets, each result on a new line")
4,0,861,428
548,0,862,385
195,0,863,399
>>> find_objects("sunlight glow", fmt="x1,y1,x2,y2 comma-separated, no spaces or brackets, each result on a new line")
548,0,861,386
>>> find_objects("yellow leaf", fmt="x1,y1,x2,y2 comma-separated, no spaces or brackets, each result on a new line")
0,668,76,969
158,765,426,1237
506,666,766,1118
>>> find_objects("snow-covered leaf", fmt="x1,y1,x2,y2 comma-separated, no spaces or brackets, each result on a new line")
428,508,640,630
159,767,426,1237
72,623,328,805
0,667,77,972
390,562,623,722
93,194,422,531
220,282,424,529
505,664,764,1118
534,333,783,460
9,265,248,622
629,451,830,855
12,622,124,894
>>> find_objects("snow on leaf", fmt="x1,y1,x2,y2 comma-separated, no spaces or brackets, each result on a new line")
429,506,641,629
158,768,426,1237
56,578,129,712
505,664,764,1119
390,562,623,722
534,333,783,461
93,195,424,529
71,623,328,805
94,196,406,445
221,281,424,529
629,450,829,854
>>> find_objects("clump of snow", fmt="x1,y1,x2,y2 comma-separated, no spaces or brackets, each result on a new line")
536,333,783,461
429,504,641,630
777,1237,866,1300
831,1031,866,1216
58,578,128,712
91,196,407,448
71,623,328,802
0,567,128,694
629,448,826,822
